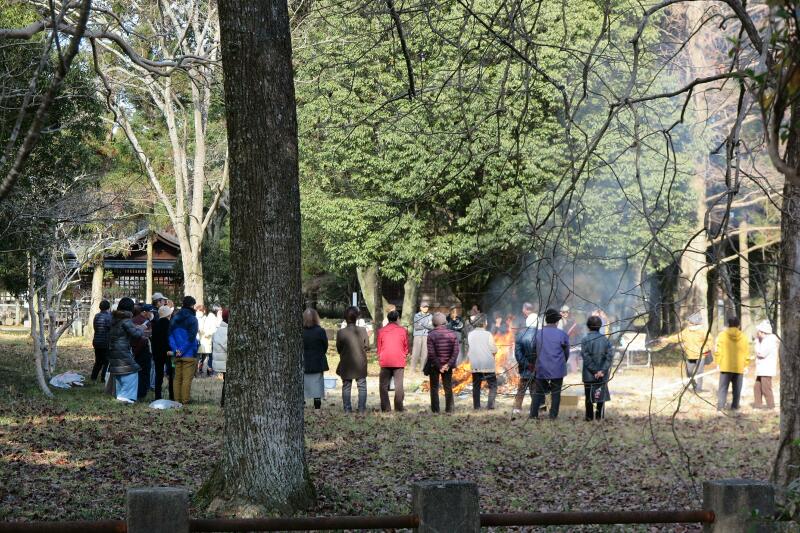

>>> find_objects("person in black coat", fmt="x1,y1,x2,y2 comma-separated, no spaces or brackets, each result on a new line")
580,315,613,421
91,300,112,382
107,297,146,403
151,305,173,400
302,308,329,409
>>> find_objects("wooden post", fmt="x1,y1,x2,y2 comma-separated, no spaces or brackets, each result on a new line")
146,231,154,302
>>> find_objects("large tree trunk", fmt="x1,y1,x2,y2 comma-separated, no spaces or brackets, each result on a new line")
773,102,800,495
401,276,419,327
356,265,387,325
215,0,315,513
85,261,104,339
182,251,204,304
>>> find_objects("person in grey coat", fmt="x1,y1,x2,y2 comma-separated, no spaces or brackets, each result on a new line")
466,316,498,409
580,315,613,420
410,301,433,373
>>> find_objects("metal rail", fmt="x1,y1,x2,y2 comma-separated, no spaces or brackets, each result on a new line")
189,514,420,531
480,510,715,526
0,509,715,531
0,520,126,532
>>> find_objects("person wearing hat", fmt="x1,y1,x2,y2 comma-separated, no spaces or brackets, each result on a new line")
169,296,200,404
530,308,571,419
151,292,167,309
753,320,778,409
131,303,155,400
152,305,174,400
715,315,751,410
410,300,434,373
106,297,146,404
655,312,712,393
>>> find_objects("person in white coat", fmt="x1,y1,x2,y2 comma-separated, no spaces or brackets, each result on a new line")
753,320,778,409
212,309,228,407
196,305,218,376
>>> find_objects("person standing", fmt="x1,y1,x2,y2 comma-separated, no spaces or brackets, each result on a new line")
447,306,464,337
169,296,200,404
90,300,112,383
213,308,229,407
715,316,751,411
753,320,778,410
426,312,460,413
106,297,144,404
656,312,711,392
151,292,167,309
151,305,173,400
302,308,328,410
196,305,218,376
581,316,613,421
131,304,154,401
336,306,369,413
513,320,537,415
410,301,433,373
530,309,570,419
377,310,408,412
466,316,498,410
522,302,538,328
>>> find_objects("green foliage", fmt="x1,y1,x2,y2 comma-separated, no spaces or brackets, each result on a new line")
295,0,696,294
202,229,231,305
0,3,106,293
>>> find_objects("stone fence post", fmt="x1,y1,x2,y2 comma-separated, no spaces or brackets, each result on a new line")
703,479,775,532
127,487,189,533
412,480,480,533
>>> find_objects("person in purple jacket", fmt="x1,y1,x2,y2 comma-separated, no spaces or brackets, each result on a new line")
530,308,570,419
426,312,460,413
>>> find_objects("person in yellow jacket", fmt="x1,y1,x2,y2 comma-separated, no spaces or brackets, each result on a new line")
715,316,751,411
656,312,712,392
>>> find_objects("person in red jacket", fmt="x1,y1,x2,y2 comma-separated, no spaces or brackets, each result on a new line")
377,310,409,412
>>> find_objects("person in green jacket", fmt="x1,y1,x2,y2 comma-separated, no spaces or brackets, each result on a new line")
581,316,613,421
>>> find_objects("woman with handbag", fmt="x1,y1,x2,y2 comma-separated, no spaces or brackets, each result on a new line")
580,316,613,420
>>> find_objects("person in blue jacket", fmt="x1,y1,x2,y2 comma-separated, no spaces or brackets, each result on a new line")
531,308,570,419
169,296,199,404
513,321,537,416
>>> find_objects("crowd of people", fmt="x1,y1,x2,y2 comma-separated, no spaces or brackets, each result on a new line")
303,299,778,420
91,293,228,405
91,292,777,416
300,301,615,421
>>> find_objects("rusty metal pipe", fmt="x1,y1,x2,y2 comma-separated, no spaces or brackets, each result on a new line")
480,510,715,526
189,514,420,531
0,520,126,533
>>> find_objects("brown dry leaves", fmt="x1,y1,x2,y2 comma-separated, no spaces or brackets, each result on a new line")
0,333,779,532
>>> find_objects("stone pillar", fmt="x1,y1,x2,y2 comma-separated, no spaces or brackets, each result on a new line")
127,487,189,533
703,479,775,532
412,480,480,533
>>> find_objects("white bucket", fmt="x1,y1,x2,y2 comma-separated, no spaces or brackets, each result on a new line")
323,377,337,389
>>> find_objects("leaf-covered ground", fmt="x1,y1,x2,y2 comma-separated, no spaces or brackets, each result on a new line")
0,330,782,531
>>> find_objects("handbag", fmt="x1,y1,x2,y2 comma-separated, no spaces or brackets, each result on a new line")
590,381,609,403
703,351,713,365
422,358,433,376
